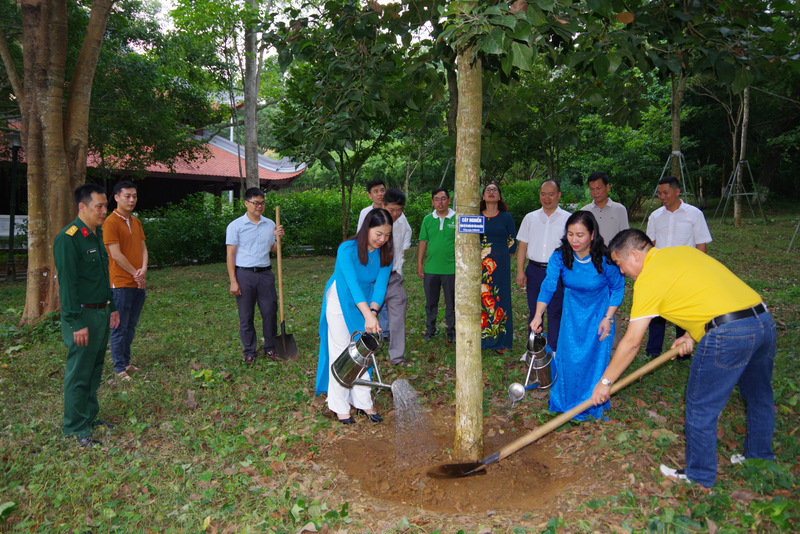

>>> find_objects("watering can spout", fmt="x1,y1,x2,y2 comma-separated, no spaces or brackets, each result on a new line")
352,378,392,390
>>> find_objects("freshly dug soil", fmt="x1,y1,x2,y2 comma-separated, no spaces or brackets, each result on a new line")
312,400,629,523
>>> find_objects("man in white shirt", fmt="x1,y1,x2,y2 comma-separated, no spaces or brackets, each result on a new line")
582,171,629,244
381,188,412,364
356,179,386,231
645,175,712,359
516,180,571,351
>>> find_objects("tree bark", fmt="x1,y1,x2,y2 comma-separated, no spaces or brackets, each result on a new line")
8,0,116,323
453,45,483,461
734,86,750,227
670,72,687,180
244,0,261,189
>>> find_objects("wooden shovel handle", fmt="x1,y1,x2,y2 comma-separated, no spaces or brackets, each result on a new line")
495,347,682,462
276,206,284,323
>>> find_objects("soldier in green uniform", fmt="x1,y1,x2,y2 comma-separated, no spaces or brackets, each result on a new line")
54,184,120,447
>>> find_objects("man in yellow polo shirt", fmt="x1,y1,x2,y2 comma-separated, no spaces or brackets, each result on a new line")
591,229,776,488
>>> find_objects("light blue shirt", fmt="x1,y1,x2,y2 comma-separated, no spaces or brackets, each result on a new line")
225,213,276,268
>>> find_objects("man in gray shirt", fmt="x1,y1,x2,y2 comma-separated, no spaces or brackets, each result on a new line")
581,171,629,244
582,171,629,347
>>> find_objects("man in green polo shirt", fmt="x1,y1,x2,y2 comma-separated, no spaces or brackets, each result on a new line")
54,184,120,448
416,188,456,342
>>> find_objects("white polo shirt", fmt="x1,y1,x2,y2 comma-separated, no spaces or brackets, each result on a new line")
646,200,712,248
516,207,571,263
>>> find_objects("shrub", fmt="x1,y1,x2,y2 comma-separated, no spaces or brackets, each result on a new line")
140,193,234,266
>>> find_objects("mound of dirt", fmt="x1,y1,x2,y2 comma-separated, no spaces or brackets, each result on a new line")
313,403,621,517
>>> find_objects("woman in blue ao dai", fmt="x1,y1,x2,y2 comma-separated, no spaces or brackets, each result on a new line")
530,211,624,421
314,209,394,425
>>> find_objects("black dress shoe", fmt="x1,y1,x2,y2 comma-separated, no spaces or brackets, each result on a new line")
244,355,256,365
78,436,103,448
355,409,383,423
265,349,281,361
337,416,356,425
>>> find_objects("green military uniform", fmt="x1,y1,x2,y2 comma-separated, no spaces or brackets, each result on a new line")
54,216,116,439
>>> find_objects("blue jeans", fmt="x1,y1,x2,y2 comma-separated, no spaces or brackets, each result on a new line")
110,287,146,373
684,310,776,487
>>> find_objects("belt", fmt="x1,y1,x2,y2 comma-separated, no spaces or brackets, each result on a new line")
236,266,271,272
529,260,548,269
81,302,109,309
705,303,767,333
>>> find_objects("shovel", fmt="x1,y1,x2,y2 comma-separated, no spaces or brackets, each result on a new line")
427,347,681,478
273,206,298,360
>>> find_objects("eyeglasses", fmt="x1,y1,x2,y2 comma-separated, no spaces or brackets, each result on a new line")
247,200,266,207
433,196,449,202
484,187,499,193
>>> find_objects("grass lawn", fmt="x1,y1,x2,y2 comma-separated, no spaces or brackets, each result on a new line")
1,206,799,533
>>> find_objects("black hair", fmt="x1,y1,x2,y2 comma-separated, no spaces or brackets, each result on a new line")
244,187,265,201
607,229,654,259
432,187,449,198
74,183,106,210
479,182,508,212
558,211,607,274
384,187,406,206
542,179,561,192
112,180,137,196
365,179,385,193
587,172,609,186
658,175,680,190
353,208,394,267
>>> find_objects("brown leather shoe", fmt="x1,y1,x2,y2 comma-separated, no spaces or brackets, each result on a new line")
244,355,256,366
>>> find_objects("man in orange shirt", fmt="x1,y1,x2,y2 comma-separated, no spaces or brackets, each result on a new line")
103,181,148,381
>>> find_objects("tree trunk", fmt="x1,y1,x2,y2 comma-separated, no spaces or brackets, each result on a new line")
670,72,687,180
734,86,750,227
10,0,115,323
446,64,459,138
452,45,483,462
244,0,261,189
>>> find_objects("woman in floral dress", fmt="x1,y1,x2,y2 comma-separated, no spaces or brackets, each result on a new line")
480,183,517,353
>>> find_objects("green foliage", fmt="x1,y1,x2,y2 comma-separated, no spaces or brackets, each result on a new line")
262,188,359,255
265,0,444,238
140,193,234,266
559,110,670,212
739,459,796,494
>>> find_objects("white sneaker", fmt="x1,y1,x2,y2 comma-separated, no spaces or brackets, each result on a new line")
519,352,527,362
730,453,746,465
659,464,691,483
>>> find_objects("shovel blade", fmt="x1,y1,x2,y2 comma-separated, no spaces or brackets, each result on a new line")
426,462,488,479
274,322,298,360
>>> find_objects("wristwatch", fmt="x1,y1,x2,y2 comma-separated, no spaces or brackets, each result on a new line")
601,377,613,387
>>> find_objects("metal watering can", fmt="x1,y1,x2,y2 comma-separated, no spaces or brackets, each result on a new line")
331,331,392,390
508,332,557,404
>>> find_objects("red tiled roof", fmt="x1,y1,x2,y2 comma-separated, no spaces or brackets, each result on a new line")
2,125,306,190
141,142,306,187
